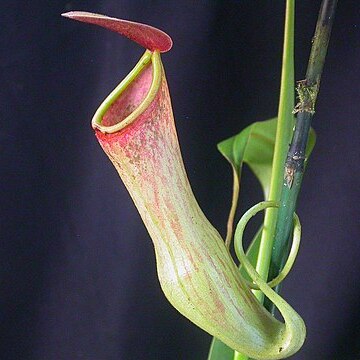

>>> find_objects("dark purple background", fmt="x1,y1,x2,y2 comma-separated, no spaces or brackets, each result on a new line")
1,1,359,359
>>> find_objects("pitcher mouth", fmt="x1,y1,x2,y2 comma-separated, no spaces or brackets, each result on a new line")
92,50,162,134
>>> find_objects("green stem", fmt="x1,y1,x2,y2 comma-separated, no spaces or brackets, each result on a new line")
254,0,295,301
266,0,338,314
234,1,295,359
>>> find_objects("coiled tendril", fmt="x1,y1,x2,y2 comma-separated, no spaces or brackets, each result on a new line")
235,201,301,290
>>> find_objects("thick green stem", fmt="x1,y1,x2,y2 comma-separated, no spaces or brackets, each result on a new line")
234,1,295,359
254,0,295,302
266,0,337,313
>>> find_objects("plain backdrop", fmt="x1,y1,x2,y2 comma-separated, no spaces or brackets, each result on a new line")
1,1,360,359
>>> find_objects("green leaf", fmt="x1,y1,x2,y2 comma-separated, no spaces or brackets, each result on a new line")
217,118,316,199
207,337,234,360
218,118,276,199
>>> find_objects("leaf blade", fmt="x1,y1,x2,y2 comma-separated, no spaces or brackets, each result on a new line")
218,118,316,199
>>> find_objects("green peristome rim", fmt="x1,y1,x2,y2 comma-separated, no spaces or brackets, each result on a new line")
92,50,162,134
